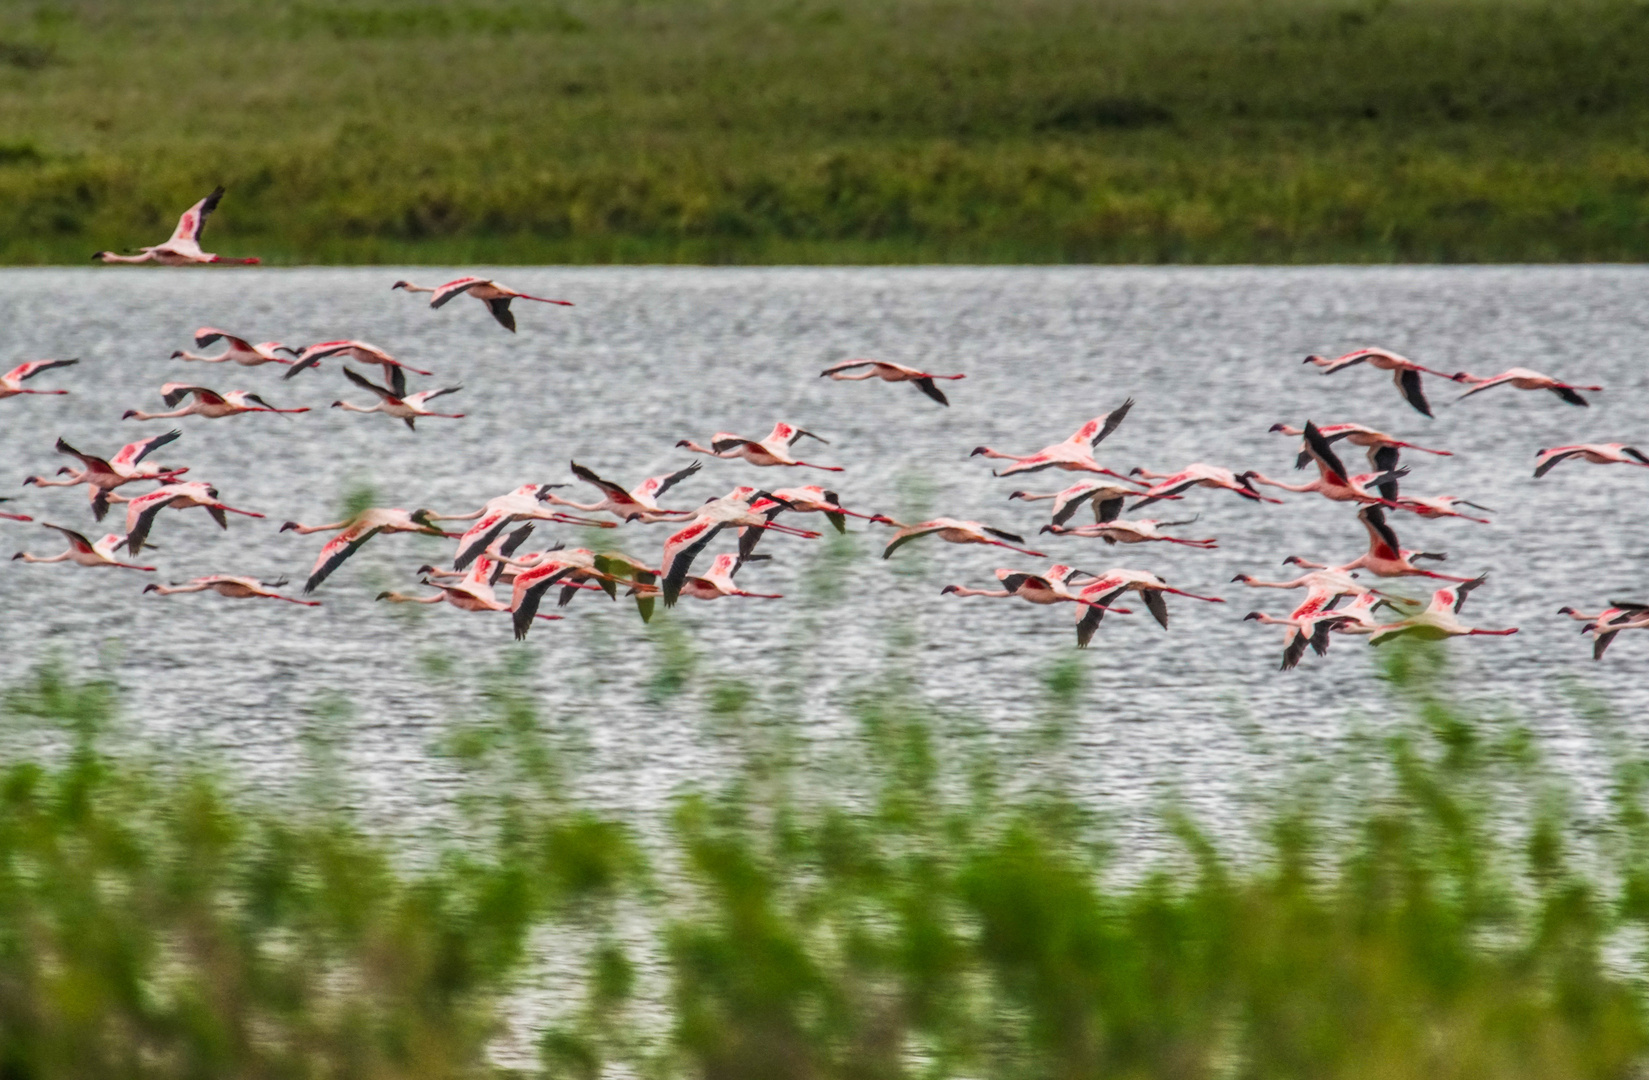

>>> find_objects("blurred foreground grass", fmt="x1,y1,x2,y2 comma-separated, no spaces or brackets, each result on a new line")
3,640,1649,1078
1,0,1649,263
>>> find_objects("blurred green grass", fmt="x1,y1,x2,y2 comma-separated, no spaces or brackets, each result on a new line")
5,639,1649,1077
2,0,1648,263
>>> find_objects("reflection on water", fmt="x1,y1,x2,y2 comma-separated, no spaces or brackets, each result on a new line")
1,266,1645,836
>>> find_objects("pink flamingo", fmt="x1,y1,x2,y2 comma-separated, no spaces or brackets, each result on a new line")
819,359,965,406
93,187,260,265
392,277,573,332
677,422,843,471
970,398,1137,478
0,359,76,399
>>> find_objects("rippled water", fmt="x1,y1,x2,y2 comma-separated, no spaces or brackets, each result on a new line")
1,266,1645,834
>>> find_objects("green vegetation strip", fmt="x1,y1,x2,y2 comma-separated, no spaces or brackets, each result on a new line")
1,0,1648,263
1,643,1647,1077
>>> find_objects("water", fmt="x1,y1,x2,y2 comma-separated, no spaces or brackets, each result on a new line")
1,266,1645,838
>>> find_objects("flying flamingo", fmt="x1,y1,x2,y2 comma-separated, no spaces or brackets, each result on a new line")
1559,601,1649,659
1055,566,1224,644
0,499,29,522
444,485,617,571
1284,506,1474,583
970,399,1137,478
1583,613,1649,659
172,329,298,366
941,566,1133,614
1452,367,1602,407
545,461,702,522
1236,569,1381,669
1303,348,1453,417
507,549,652,638
1249,421,1405,505
283,340,433,381
1041,517,1217,548
1230,567,1375,601
0,359,77,399
1241,610,1345,671
116,482,264,554
24,432,187,520
145,576,318,605
1389,495,1493,523
280,508,460,593
659,489,821,605
1367,576,1516,644
871,516,1045,559
378,558,565,629
677,422,843,471
123,383,309,421
819,360,965,406
93,187,260,266
1128,464,1281,510
392,277,574,332
331,368,463,429
737,485,879,559
1269,422,1452,472
1533,443,1649,477
12,523,154,571
1007,481,1151,527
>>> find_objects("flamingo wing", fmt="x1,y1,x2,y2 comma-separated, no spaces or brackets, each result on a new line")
1070,397,1135,447
569,462,632,503
1452,574,1489,613
1396,369,1433,416
55,437,113,474
113,430,182,470
429,278,486,308
168,187,224,244
1534,448,1583,477
911,377,950,406
819,360,875,377
1551,385,1591,407
485,298,516,332
638,460,702,501
342,367,396,401
1302,421,1350,485
160,384,222,407
881,523,940,558
39,522,96,552
407,386,462,407
8,359,78,383
982,527,1028,543
304,526,383,593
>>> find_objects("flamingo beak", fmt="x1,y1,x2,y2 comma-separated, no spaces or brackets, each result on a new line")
1267,423,1287,433
1243,611,1263,620
278,521,298,532
940,585,959,595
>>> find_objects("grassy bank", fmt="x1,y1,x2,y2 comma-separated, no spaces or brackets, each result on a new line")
2,643,1648,1078
1,0,1648,264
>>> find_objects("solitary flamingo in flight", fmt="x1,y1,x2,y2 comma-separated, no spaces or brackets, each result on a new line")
1129,464,1281,510
0,359,76,400
677,422,843,471
545,461,702,522
1368,576,1516,644
93,187,260,266
1056,566,1225,644
941,566,1133,614
1270,422,1452,472
284,340,433,381
117,482,264,554
1303,348,1453,417
871,516,1045,559
332,367,463,429
392,277,574,332
1042,517,1216,548
172,329,298,366
971,399,1137,479
819,360,965,406
123,384,309,421
280,507,459,593
1533,443,1649,477
444,485,617,571
1008,481,1150,527
12,523,155,571
145,576,318,605
1453,367,1602,407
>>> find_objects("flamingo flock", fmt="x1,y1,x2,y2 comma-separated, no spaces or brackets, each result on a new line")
2,186,1643,669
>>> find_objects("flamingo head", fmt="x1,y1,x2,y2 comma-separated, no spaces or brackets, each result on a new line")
1557,606,1577,616
1006,491,1027,500
374,591,394,601
9,552,22,561
1267,423,1289,433
278,521,300,532
867,514,898,526
1243,611,1265,621
675,439,694,448
1450,372,1473,382
142,584,161,594
415,565,439,576
969,447,989,457
330,401,344,408
1231,573,1252,583
1038,525,1059,535
939,585,960,595
390,280,411,291
170,350,184,359
409,509,442,528
120,409,138,420
534,484,566,500
1127,466,1144,476
21,476,38,486
1282,555,1306,566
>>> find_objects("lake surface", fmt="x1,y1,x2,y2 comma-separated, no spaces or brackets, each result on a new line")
1,266,1645,841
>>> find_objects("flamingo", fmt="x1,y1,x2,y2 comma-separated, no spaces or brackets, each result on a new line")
677,422,843,471
1284,506,1474,583
507,549,653,638
93,187,260,266
737,485,878,559
284,340,433,381
0,498,29,522
172,329,298,366
1559,601,1649,659
1367,576,1516,644
1533,443,1649,477
545,461,702,522
659,489,821,606
1303,348,1453,417
24,432,187,520
1055,566,1225,644
970,399,1137,479
392,277,573,332
117,482,264,554
1230,567,1375,600
871,516,1045,559
1007,482,1152,527
331,367,463,429
1,359,77,399
444,485,617,571
145,576,317,605
1389,495,1493,524
819,360,965,406
123,383,309,421
12,523,154,571
378,557,564,624
1237,571,1381,669
941,566,1133,614
1242,610,1345,671
1269,422,1452,473
280,508,459,593
1129,464,1281,510
1453,367,1602,407
1041,517,1216,548
1248,421,1405,505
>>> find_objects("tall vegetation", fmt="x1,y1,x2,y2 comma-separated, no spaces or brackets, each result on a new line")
1,0,1648,263
0,638,1647,1077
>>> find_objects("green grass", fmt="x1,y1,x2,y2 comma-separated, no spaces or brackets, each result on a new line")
3,639,1649,1078
2,0,1649,264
